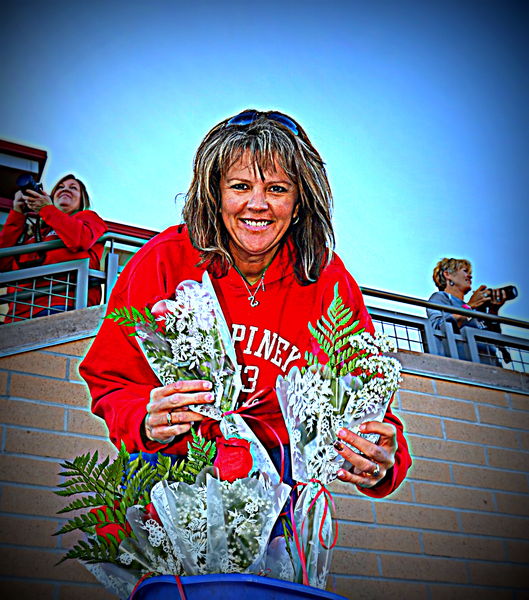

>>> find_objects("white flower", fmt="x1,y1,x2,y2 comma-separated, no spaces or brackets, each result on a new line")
118,551,134,566
280,330,401,484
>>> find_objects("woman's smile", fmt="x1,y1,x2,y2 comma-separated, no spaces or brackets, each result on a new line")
240,218,273,229
220,150,298,277
53,178,82,214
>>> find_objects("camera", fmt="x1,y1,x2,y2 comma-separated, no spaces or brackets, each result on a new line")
486,285,518,303
16,173,44,194
16,174,44,214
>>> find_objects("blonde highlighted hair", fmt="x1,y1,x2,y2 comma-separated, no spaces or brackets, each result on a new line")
433,257,472,290
182,109,335,284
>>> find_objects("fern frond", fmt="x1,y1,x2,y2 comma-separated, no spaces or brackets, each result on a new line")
54,511,100,534
56,535,119,565
121,463,158,510
105,306,157,331
169,458,186,481
305,283,365,376
168,429,217,483
56,495,107,514
57,451,115,499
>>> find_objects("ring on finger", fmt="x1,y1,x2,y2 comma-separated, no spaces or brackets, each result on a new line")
146,420,154,438
371,463,380,478
166,411,173,426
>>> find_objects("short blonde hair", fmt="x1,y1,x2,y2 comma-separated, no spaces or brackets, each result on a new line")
433,258,472,290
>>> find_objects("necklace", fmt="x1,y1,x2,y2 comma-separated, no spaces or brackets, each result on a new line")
234,264,269,307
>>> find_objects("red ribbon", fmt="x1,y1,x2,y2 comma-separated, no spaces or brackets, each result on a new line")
129,571,154,598
129,573,187,600
175,575,187,600
222,387,285,483
288,479,339,586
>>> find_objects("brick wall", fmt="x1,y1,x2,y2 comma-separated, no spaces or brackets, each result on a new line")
0,337,116,600
328,369,529,599
0,313,528,599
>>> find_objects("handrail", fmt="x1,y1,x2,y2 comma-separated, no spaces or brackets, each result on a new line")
1,235,527,331
0,231,148,258
360,286,529,330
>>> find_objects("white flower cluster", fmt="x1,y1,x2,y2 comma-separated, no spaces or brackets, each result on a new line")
349,358,401,420
287,368,333,433
222,478,273,571
150,474,290,578
170,284,217,335
351,330,397,355
173,484,208,570
278,330,402,484
135,275,241,417
168,332,218,369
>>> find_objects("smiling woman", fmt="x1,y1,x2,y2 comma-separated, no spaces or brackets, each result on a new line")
80,109,411,500
0,173,107,322
427,257,509,365
220,151,299,282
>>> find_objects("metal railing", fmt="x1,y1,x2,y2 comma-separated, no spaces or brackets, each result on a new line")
1,235,528,372
0,232,146,321
0,258,90,321
362,288,529,373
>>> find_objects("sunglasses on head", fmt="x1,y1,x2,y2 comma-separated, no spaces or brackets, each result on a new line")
225,110,299,136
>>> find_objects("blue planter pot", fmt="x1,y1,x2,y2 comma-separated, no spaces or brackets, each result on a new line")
130,573,347,600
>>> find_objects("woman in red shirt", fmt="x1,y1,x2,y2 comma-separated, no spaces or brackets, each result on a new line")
80,110,411,497
0,173,107,321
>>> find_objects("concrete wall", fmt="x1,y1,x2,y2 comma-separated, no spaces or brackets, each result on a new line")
0,309,528,599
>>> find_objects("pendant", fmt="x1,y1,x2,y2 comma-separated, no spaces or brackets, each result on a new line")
248,295,259,307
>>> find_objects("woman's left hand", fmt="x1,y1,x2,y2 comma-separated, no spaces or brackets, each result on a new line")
334,421,397,488
24,189,53,213
488,288,507,313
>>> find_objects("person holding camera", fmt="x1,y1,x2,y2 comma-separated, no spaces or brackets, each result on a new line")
0,173,107,322
427,257,513,366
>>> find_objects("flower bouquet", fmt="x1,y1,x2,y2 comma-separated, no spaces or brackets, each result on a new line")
106,272,242,419
275,283,401,587
149,470,290,576
54,433,216,599
57,278,399,598
55,434,290,599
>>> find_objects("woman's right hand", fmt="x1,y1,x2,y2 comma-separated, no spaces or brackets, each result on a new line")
13,191,27,214
467,284,490,309
144,379,214,443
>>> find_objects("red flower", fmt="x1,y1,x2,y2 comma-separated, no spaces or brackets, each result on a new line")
143,502,162,524
150,300,173,332
89,501,131,545
213,436,253,482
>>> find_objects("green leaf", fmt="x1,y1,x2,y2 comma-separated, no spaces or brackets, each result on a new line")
304,282,365,376
105,306,159,332
131,306,144,322
54,431,215,566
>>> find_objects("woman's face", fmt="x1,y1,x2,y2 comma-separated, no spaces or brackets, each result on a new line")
53,178,82,214
446,266,472,295
220,151,298,272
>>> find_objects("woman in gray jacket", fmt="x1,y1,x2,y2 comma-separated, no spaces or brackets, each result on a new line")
427,257,507,365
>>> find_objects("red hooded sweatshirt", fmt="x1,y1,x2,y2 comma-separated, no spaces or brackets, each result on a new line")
80,225,411,498
0,206,107,320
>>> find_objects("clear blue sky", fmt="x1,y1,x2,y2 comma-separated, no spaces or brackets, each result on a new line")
1,0,528,320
